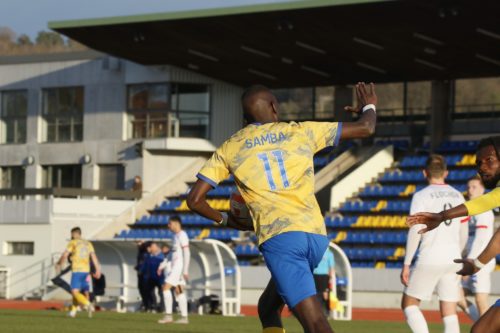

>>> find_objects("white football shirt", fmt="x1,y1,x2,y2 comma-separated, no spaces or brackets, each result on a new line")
405,184,468,265
170,230,190,265
466,210,495,266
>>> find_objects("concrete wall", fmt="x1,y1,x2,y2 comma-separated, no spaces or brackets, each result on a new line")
0,55,244,192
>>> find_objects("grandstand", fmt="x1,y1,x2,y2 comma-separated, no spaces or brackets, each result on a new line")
1,0,500,316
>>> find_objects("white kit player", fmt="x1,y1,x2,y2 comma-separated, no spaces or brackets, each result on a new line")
158,215,191,324
400,154,468,333
458,176,495,321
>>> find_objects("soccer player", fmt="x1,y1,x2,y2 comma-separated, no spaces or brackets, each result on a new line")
158,216,191,324
56,227,101,318
313,247,336,315
407,136,500,333
458,176,495,321
400,154,468,333
187,82,377,333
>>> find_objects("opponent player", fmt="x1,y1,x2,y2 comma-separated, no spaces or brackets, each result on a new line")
56,227,101,318
458,176,495,321
407,136,500,333
187,82,377,333
158,216,190,324
400,154,468,333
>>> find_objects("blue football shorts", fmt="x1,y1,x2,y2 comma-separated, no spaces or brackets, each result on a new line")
70,272,90,292
260,231,329,308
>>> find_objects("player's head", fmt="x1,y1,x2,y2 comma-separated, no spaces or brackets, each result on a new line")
467,175,485,200
423,154,448,182
241,85,279,124
149,242,160,254
168,215,182,233
476,136,500,189
161,244,169,254
70,227,82,240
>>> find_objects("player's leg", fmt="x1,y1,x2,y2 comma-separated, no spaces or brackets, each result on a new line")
402,294,428,333
471,301,500,333
174,285,189,324
475,293,489,317
70,273,90,307
458,284,479,322
260,232,333,333
437,268,462,333
158,282,174,323
258,278,286,333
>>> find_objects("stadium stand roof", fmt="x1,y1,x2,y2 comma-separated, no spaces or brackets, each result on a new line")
49,0,500,88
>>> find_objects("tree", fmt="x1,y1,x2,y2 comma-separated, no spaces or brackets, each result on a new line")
35,31,64,48
16,34,33,46
0,26,16,43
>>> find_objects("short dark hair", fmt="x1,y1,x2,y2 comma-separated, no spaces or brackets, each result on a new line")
478,136,500,159
468,174,484,185
169,215,182,224
71,227,81,235
425,154,447,178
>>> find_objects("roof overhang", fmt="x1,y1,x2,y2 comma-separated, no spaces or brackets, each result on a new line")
50,0,500,88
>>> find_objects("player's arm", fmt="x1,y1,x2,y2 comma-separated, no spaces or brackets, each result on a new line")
55,251,69,274
187,180,253,231
401,196,423,286
455,226,500,276
181,235,191,280
340,82,377,140
90,251,101,279
407,187,500,233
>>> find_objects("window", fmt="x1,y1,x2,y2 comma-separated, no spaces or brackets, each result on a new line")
1,166,25,189
455,78,500,113
42,87,83,142
5,242,34,255
99,164,125,190
272,87,336,121
127,83,210,139
42,165,82,188
1,90,27,143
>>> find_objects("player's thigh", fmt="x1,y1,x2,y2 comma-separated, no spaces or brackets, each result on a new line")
70,272,88,291
165,265,183,287
405,266,440,301
292,295,333,333
260,233,317,308
471,305,500,333
473,270,492,294
436,267,461,303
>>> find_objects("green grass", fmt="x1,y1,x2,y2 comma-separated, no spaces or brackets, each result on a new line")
0,309,471,333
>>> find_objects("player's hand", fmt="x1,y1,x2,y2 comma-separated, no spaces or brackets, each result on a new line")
400,265,410,287
406,212,442,233
454,258,480,276
157,269,162,276
344,82,377,114
93,269,101,279
183,273,189,282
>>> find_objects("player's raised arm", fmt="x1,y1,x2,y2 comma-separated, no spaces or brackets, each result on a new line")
340,82,377,140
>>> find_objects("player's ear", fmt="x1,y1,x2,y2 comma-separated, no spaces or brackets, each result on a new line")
443,170,449,179
422,170,428,179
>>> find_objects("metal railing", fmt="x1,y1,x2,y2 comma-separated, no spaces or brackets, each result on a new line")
0,188,141,200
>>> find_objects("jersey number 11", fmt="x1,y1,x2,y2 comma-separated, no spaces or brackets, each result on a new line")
257,150,290,191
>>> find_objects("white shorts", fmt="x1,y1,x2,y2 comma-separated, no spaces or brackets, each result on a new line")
462,261,495,294
165,262,185,287
405,264,461,302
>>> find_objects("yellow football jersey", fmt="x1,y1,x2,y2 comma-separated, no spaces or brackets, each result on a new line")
197,121,342,245
65,239,95,273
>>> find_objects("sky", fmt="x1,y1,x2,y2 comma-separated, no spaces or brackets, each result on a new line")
0,0,298,39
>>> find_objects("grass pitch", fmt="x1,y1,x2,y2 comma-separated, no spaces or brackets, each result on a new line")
0,309,471,333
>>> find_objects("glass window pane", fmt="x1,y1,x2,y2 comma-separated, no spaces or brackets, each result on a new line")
273,88,314,121
371,83,404,116
148,84,169,109
2,91,27,117
42,87,83,142
175,84,209,112
455,78,500,113
315,86,335,119
128,84,149,110
178,112,209,138
406,81,431,115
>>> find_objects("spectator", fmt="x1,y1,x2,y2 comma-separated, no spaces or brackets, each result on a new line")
135,240,150,311
132,175,143,193
143,242,165,312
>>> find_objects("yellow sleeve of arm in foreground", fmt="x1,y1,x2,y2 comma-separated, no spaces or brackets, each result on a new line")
464,187,500,216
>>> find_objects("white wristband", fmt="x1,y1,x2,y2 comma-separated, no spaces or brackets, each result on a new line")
473,258,485,269
216,212,228,227
362,104,376,113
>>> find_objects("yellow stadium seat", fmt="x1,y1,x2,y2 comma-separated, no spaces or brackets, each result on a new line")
400,184,416,197
375,262,386,269
197,228,210,239
371,200,387,212
380,216,390,228
372,216,382,228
